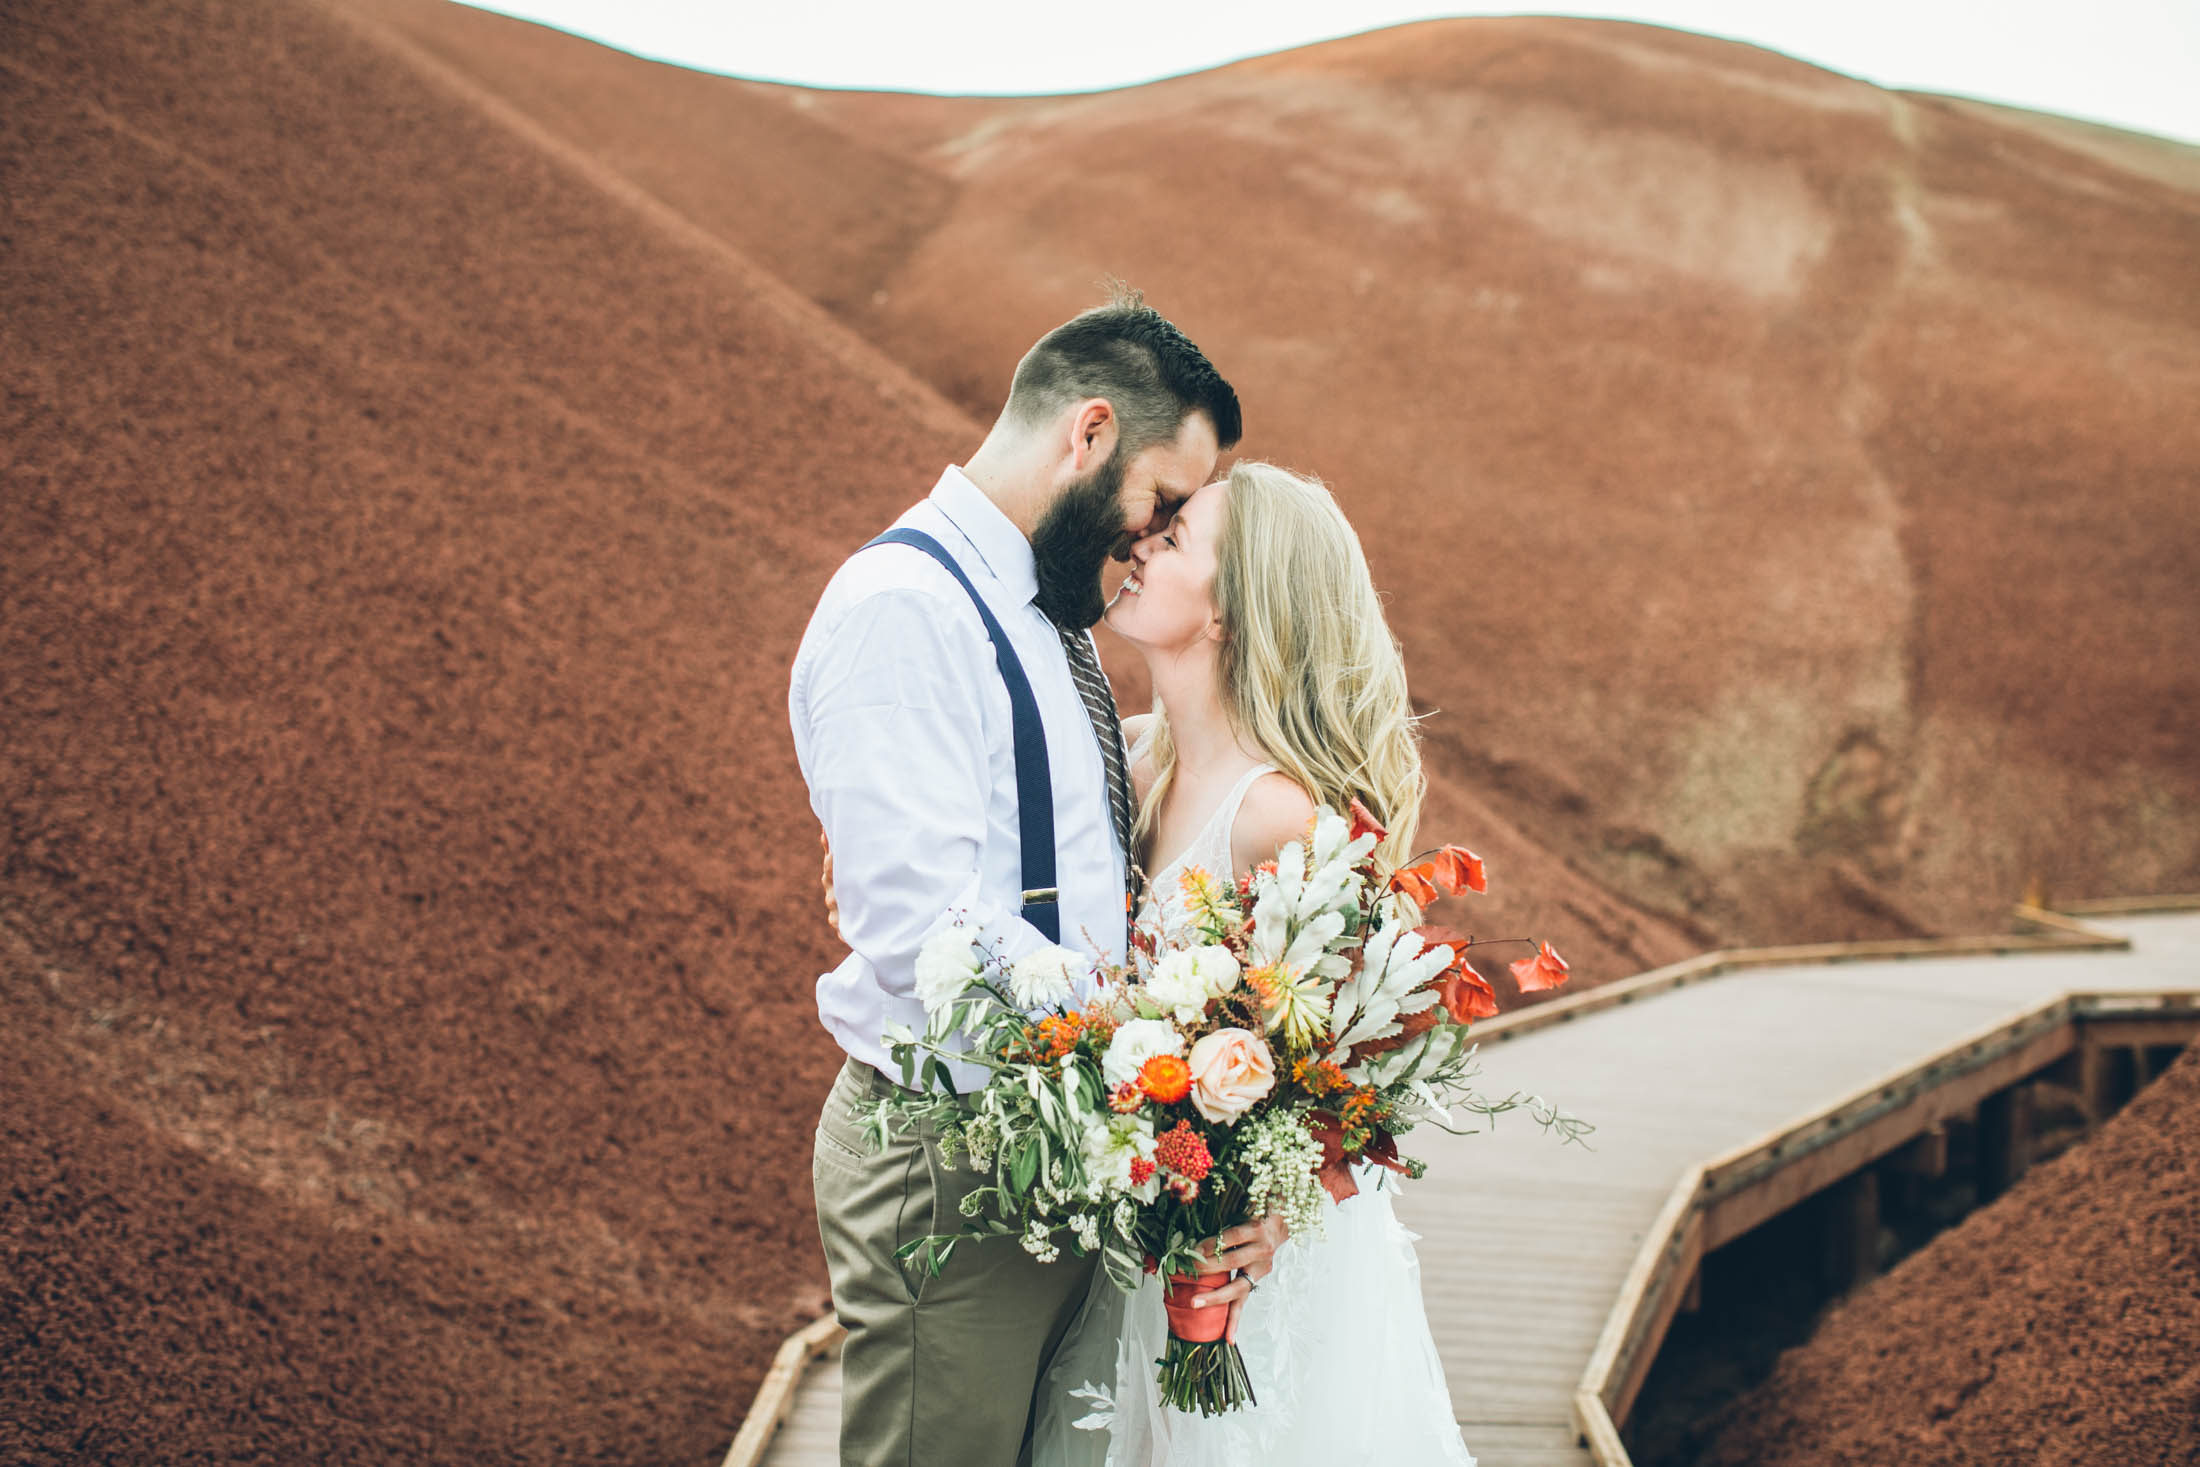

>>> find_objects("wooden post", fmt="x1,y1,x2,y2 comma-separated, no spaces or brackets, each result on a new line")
1823,1168,1881,1293
2076,1041,2112,1126
1976,1084,2032,1202
1884,1123,1946,1221
2136,1043,2186,1088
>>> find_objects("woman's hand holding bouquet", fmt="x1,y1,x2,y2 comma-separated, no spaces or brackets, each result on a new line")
860,800,1590,1416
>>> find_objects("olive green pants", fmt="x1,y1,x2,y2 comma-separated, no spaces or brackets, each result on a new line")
812,1056,1100,1467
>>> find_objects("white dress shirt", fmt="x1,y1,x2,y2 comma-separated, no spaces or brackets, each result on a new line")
789,466,1129,1090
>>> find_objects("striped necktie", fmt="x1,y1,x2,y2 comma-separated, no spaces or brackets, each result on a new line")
1054,621,1138,879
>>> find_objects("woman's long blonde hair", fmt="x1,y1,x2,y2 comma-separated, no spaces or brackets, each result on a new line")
1135,460,1425,870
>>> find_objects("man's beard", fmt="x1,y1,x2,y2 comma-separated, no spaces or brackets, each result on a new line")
1032,449,1132,629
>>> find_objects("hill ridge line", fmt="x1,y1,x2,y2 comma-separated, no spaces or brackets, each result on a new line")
0,45,872,573
311,0,981,444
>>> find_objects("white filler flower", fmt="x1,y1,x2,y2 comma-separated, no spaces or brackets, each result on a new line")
1009,944,1091,1010
1144,943,1240,1023
913,924,983,1019
1078,1114,1157,1200
1102,1017,1186,1087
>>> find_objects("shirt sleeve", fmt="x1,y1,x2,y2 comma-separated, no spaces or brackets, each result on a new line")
800,582,1059,1002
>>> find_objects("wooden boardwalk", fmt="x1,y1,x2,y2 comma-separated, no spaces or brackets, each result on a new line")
750,909,2200,1467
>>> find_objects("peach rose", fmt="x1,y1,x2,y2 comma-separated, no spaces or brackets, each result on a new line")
1185,1027,1276,1125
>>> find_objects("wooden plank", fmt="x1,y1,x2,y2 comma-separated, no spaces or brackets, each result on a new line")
1460,1422,1592,1449
1574,1390,1629,1467
2010,902,2136,946
725,1315,843,1467
759,1357,842,1467
2083,1016,2200,1049
1611,1214,1701,1425
2052,894,2200,915
1579,1169,1701,1413
1470,908,2128,1051
2077,991,2200,1011
1703,1018,2070,1247
1695,993,2071,1219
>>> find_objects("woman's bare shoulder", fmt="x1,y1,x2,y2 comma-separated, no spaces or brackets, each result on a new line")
1230,770,1318,876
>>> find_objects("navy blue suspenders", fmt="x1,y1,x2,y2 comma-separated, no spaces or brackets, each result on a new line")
863,528,1062,943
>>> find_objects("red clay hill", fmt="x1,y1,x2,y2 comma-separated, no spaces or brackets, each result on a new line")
3,0,2195,1460
367,0,2200,944
4,0,971,1457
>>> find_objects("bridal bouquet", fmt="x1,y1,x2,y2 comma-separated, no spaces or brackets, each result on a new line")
859,800,1587,1416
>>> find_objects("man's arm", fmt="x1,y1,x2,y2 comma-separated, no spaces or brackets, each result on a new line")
802,585,1059,998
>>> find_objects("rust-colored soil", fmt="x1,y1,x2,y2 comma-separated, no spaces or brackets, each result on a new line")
2,0,970,1457
4,0,2196,1459
1694,1046,2200,1467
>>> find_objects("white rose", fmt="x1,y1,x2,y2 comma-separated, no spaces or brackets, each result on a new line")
1102,1017,1186,1087
1144,944,1240,1023
1188,944,1241,995
1010,944,1090,1010
914,924,983,1018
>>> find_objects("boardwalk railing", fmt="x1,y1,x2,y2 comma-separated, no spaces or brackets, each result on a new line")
723,1315,844,1467
727,895,2200,1467
1570,897,2200,1465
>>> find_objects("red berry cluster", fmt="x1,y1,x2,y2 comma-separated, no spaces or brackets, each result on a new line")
1153,1120,1213,1183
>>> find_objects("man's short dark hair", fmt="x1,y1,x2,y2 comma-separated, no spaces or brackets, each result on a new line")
1004,285,1242,457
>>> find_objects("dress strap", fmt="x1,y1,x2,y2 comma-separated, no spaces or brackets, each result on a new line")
1202,761,1282,878
1127,719,1155,771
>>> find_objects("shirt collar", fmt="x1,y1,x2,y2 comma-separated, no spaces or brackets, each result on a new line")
930,464,1039,607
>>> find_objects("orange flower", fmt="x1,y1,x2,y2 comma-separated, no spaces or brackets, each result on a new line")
1031,1012,1085,1062
1429,845,1488,895
1509,940,1570,993
1390,866,1439,906
1138,1053,1193,1104
1416,927,1499,1022
1390,844,1488,905
1440,965,1499,1021
1340,1086,1381,1128
1291,1055,1349,1096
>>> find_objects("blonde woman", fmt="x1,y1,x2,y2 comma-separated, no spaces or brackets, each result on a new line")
1031,461,1476,1465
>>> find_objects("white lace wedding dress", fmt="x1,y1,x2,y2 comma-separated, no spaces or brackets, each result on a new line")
1027,756,1477,1467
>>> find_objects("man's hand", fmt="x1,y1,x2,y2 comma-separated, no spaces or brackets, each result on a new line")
819,830,842,939
1189,1211,1291,1344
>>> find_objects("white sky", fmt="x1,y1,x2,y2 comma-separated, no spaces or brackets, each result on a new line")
457,0,2200,146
